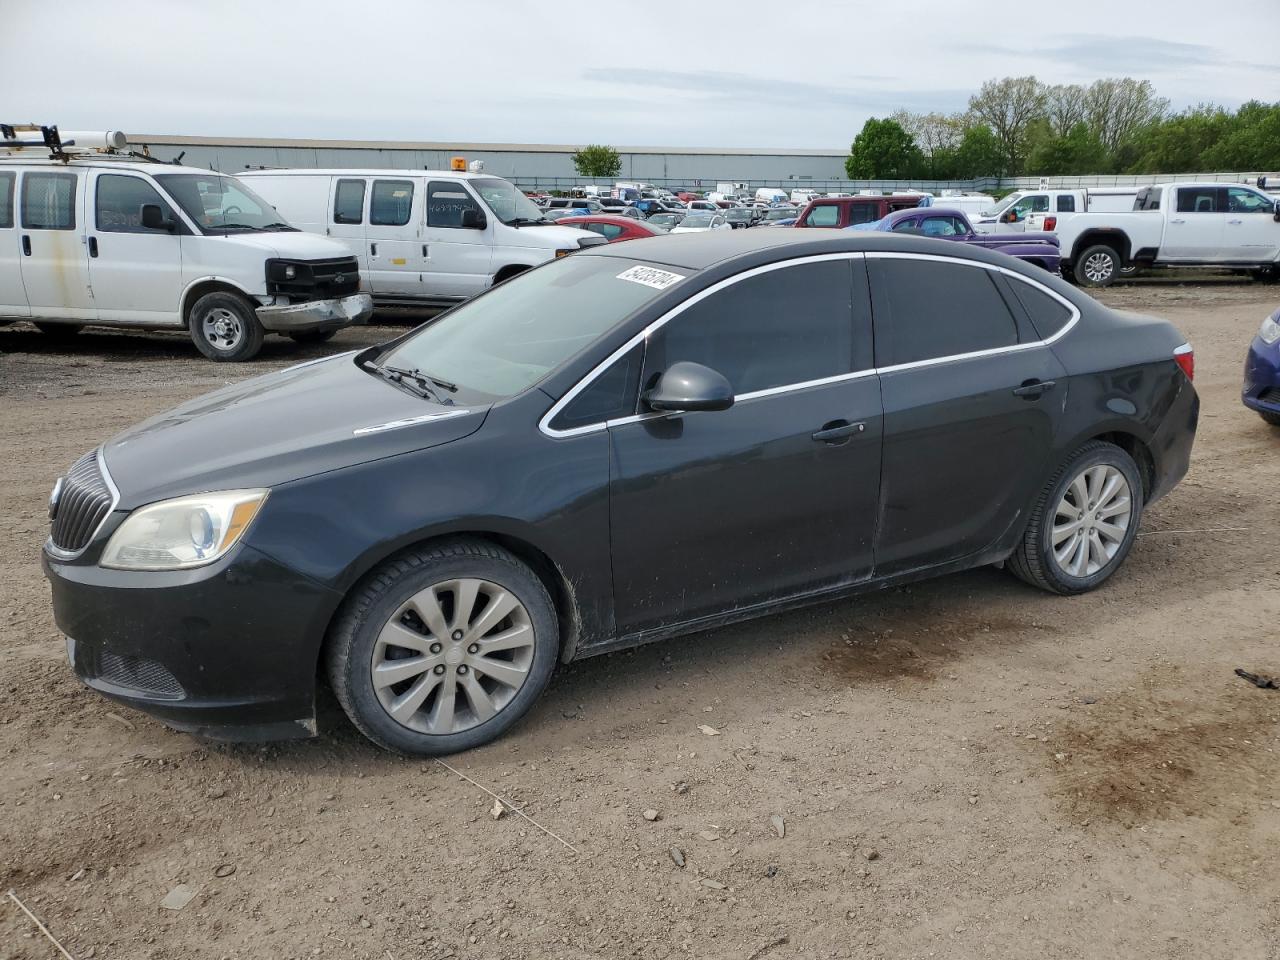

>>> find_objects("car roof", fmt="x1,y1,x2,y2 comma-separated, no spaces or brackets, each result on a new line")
580,228,1027,272
237,168,498,180
884,206,965,221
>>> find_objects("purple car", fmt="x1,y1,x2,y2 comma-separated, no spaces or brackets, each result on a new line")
848,207,1062,273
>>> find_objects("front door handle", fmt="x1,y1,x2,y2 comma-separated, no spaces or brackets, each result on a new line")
88,236,99,258
1227,219,1243,225
812,420,866,444
422,244,429,257
1170,218,1186,225
370,242,377,257
1012,379,1056,399
21,234,31,256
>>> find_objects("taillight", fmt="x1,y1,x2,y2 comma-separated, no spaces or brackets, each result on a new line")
1174,343,1194,382
1043,216,1057,231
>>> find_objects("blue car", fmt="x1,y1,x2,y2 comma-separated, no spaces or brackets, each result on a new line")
1242,306,1280,426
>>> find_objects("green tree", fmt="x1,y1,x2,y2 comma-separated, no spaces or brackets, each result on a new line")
952,124,1005,178
845,117,923,179
571,144,621,178
1126,105,1234,173
1200,100,1280,170
966,76,1047,176
1025,121,1109,175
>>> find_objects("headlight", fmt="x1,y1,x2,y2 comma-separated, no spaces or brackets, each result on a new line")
101,490,268,571
1260,313,1280,345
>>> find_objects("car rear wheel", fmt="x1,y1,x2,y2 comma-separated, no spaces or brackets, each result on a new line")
1073,245,1121,287
326,539,559,755
189,291,264,362
1008,441,1143,595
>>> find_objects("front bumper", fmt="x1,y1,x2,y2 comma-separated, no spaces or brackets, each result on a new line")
1242,335,1280,415
43,541,342,740
256,293,373,333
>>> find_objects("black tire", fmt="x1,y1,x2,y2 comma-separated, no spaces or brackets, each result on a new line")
1073,244,1121,287
1008,440,1144,595
1259,411,1280,427
326,539,559,755
288,329,337,344
188,291,265,361
34,322,82,337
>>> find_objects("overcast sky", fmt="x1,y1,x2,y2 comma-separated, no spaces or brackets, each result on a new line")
6,0,1278,149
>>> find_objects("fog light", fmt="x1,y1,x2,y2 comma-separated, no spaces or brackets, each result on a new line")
284,265,297,280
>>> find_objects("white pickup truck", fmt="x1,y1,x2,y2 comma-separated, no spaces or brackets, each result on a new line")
1054,182,1280,286
974,187,1138,234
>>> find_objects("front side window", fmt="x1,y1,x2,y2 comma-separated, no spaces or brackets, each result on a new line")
890,218,921,233
646,260,859,396
1176,187,1223,213
805,204,840,227
21,172,76,230
95,175,174,234
154,174,285,233
1226,187,1273,213
333,179,366,224
370,179,414,226
550,343,644,430
379,255,682,400
1011,194,1050,219
872,259,1019,366
426,181,481,228
0,172,13,229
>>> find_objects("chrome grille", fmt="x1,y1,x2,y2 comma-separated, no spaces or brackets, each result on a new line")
49,451,115,555
97,651,184,699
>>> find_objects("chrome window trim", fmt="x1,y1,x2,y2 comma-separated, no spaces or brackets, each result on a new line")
44,446,120,561
537,250,1081,439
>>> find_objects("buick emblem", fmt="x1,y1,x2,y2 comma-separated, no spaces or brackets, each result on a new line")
49,477,64,521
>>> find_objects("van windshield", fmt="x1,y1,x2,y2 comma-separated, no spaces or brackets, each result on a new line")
471,177,552,225
374,255,684,401
154,174,295,233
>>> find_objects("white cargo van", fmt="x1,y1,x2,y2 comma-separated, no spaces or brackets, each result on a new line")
754,187,788,205
242,169,605,306
0,125,372,361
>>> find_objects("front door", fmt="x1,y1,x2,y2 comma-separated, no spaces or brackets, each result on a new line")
327,176,372,276
1223,186,1280,262
608,258,882,635
868,255,1067,573
87,172,184,324
0,171,29,317
1165,186,1226,261
17,169,93,320
424,180,492,300
365,177,427,297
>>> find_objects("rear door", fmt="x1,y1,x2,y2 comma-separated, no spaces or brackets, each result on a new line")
423,180,492,299
868,253,1068,574
1164,186,1225,260
87,172,184,324
1222,186,1280,262
365,176,427,296
0,171,28,317
18,168,94,320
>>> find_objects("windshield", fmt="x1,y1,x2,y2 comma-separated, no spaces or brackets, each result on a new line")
155,174,291,233
984,192,1023,217
377,256,684,400
471,177,549,224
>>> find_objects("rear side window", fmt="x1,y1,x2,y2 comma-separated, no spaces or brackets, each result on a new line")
847,204,880,225
22,172,76,230
1056,194,1076,212
584,222,624,240
333,179,365,224
370,179,414,226
646,260,863,395
427,181,483,228
1176,187,1224,213
805,204,839,227
0,172,13,228
1135,187,1161,211
872,259,1019,366
1006,277,1073,340
551,343,644,430
95,175,172,233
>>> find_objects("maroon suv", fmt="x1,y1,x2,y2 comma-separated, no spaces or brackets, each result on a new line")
795,194,927,228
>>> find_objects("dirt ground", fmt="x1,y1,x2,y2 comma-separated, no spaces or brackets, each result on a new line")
1,282,1278,960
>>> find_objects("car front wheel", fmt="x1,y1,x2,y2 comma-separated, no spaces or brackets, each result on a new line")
189,291,265,361
1008,440,1143,595
326,539,559,755
1074,245,1120,287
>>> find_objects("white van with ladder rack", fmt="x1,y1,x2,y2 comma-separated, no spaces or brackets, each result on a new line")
0,124,372,361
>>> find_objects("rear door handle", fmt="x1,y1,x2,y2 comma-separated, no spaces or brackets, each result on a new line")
1170,218,1186,225
422,244,429,257
1227,219,1243,225
21,234,30,256
1012,379,1056,399
370,242,377,257
812,420,866,443
88,237,99,258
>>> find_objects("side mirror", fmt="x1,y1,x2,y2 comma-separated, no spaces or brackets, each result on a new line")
460,208,487,230
141,203,174,231
643,361,734,414
1001,210,1017,223
1273,200,1280,222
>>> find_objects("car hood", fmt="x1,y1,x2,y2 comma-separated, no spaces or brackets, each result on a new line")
103,353,488,508
212,231,354,260
517,223,600,247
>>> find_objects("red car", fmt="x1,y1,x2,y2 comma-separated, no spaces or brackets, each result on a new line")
552,214,667,242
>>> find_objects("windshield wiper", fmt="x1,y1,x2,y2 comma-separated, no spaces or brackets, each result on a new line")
214,222,263,231
259,221,300,232
371,363,454,405
506,217,551,227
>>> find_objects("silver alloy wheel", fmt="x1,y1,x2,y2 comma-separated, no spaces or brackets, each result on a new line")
371,578,535,735
1051,464,1132,578
1083,251,1115,284
201,307,245,352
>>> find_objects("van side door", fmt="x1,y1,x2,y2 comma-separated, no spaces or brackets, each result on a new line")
87,172,185,324
0,171,29,318
364,177,428,298
17,168,94,320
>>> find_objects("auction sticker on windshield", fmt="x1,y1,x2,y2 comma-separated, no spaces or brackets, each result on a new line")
616,265,685,290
